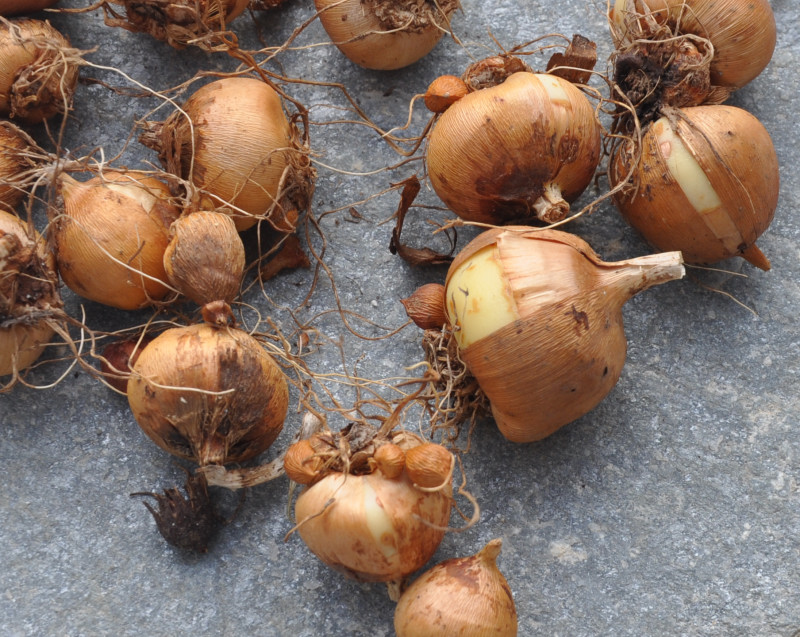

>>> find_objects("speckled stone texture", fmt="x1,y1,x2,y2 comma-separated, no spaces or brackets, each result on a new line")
1,1,798,635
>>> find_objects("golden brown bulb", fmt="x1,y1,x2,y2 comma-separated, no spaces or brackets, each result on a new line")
444,227,684,442
426,72,602,225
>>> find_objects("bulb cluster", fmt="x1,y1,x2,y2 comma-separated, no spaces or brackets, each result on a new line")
0,0,784,634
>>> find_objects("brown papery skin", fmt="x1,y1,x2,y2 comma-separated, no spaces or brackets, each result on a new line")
53,172,180,310
0,0,58,15
426,72,601,225
610,105,779,269
445,227,684,443
294,470,451,582
611,0,776,89
314,0,457,71
394,539,518,637
144,77,291,231
128,323,289,466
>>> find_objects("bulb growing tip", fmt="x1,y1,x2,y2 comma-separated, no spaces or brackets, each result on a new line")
741,243,771,271
603,249,685,302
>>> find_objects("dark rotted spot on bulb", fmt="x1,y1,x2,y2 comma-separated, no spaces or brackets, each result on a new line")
131,470,233,553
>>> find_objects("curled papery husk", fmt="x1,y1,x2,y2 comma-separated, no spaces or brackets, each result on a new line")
0,1,59,15
394,538,518,637
163,210,245,306
53,171,181,310
0,208,59,379
426,72,602,225
140,77,312,232
610,105,779,270
0,18,79,123
127,317,289,466
0,120,38,211
314,0,459,71
99,0,249,49
294,468,452,583
444,227,684,443
610,0,776,92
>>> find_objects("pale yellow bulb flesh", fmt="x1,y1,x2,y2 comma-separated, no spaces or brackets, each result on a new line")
538,72,571,104
363,479,399,561
445,246,519,349
654,117,743,255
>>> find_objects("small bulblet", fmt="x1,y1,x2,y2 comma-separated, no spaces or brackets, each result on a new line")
163,210,246,306
444,227,684,442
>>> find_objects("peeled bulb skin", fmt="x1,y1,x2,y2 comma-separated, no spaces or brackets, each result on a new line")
53,172,180,310
394,539,517,637
314,0,457,71
610,105,779,270
426,72,602,225
128,322,289,466
445,227,684,443
294,470,451,583
610,0,776,90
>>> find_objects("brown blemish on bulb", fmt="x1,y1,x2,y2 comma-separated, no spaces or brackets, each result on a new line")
444,559,481,591
568,306,590,332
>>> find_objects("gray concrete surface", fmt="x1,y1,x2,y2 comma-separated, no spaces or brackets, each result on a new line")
1,0,799,635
